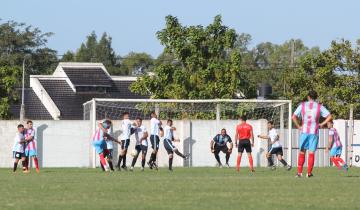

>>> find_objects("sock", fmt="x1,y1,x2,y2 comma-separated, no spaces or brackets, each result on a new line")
267,156,274,166
100,161,105,171
225,153,230,164
236,155,242,171
122,155,127,168
308,153,315,175
34,157,39,170
336,157,345,166
279,159,288,167
175,150,186,158
149,153,155,163
131,155,138,167
331,157,341,169
117,155,122,167
248,156,254,170
169,157,173,170
214,153,221,165
297,153,305,174
99,153,107,168
13,162,18,172
141,158,145,168
22,159,28,171
108,161,114,171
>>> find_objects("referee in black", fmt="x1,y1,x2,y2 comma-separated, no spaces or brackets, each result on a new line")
210,128,233,168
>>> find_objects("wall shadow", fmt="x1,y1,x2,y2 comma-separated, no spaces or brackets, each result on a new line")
36,124,48,168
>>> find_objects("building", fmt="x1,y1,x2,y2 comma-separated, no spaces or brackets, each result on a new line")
11,62,148,120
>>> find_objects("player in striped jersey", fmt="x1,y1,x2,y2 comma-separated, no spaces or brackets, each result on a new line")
292,90,332,178
163,119,188,171
326,120,348,172
130,117,148,172
257,120,291,171
12,124,27,173
24,120,40,173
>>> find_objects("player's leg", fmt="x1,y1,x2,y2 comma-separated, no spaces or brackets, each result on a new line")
267,148,275,168
13,152,21,172
168,152,174,171
244,140,254,172
213,144,222,166
141,145,147,171
306,134,319,177
29,149,39,173
21,156,29,173
121,139,130,169
276,148,291,170
130,145,141,171
151,137,160,170
236,142,244,171
296,133,309,177
148,135,157,168
221,146,230,167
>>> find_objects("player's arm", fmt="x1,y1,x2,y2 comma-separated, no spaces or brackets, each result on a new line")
104,133,121,145
319,114,332,128
234,130,238,147
228,136,233,153
257,134,269,140
210,137,215,153
326,133,334,152
292,105,302,130
98,121,107,133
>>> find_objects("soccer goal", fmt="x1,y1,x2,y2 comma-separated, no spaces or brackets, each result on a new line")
83,99,293,168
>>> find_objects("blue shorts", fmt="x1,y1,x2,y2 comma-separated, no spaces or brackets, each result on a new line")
299,133,318,152
25,149,37,157
330,146,342,157
93,140,106,154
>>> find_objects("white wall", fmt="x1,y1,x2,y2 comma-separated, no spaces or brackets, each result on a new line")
0,120,358,168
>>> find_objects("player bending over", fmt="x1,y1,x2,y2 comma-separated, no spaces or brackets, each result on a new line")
93,119,120,172
148,111,162,170
12,124,27,173
24,120,40,173
210,128,233,168
235,115,255,172
257,120,291,171
130,117,148,172
163,119,188,171
292,90,332,178
326,120,348,172
117,112,134,171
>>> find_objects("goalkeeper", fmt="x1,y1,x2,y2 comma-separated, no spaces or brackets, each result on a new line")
210,128,233,168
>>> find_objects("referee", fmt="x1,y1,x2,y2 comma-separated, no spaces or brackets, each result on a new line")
235,115,255,172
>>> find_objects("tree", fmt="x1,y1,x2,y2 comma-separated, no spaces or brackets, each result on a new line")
0,66,20,119
118,52,154,75
131,15,255,99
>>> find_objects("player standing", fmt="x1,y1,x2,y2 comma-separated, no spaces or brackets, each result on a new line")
130,117,148,171
103,120,115,171
12,124,27,173
326,120,348,172
235,115,255,172
257,121,291,170
210,128,233,168
24,120,40,173
163,119,188,171
117,112,133,170
292,90,332,178
148,111,162,170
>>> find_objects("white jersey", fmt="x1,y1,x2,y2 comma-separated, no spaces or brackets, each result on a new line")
134,125,148,146
269,128,281,148
120,119,132,140
164,125,173,140
150,118,160,136
12,132,25,153
105,127,113,149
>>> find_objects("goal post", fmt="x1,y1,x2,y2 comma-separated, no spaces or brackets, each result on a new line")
83,98,293,168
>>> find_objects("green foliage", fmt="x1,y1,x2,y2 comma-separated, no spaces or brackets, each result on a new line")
0,66,20,119
131,15,255,99
118,52,154,75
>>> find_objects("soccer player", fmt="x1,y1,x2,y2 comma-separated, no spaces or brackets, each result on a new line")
103,120,115,171
163,119,188,171
130,117,148,172
326,120,348,172
148,111,162,170
235,115,255,172
210,128,233,168
117,112,133,170
292,90,332,178
24,120,40,173
257,121,291,170
12,124,27,173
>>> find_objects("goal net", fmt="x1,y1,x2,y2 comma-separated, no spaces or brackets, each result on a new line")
83,99,293,168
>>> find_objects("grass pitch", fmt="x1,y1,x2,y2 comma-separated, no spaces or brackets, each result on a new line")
0,167,359,210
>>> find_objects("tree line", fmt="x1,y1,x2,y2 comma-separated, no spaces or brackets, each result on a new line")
0,15,359,119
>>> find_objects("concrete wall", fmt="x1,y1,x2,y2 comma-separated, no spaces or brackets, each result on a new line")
0,120,358,168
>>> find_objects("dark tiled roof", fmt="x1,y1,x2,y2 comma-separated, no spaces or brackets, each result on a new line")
109,80,148,99
63,67,112,87
10,89,53,120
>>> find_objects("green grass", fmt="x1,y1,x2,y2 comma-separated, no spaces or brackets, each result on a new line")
0,167,359,210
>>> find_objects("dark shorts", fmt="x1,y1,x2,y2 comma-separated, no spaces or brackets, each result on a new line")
104,149,113,159
121,139,130,150
150,135,160,150
164,139,176,154
135,145,148,155
13,152,25,159
214,144,228,153
269,147,283,156
238,139,252,153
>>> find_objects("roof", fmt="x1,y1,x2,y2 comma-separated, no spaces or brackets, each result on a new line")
62,67,112,87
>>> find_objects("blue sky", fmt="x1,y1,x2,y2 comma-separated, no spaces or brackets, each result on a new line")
2,0,360,57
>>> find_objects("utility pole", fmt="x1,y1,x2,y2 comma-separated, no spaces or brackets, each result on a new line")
20,54,30,122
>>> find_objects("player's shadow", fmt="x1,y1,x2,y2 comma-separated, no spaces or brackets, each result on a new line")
36,124,48,168
183,137,196,167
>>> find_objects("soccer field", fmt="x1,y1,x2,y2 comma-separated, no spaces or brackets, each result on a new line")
0,167,359,210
